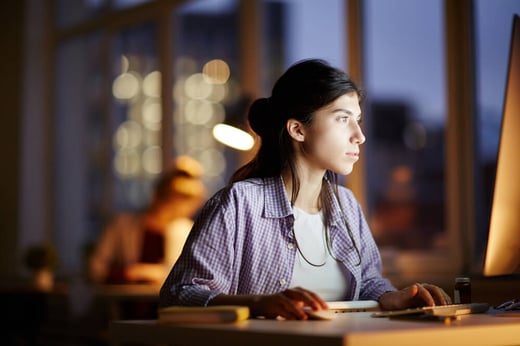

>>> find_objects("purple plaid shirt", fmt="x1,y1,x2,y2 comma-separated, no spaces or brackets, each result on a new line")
159,176,396,307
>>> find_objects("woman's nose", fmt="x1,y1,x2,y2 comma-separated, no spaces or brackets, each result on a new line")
352,123,366,145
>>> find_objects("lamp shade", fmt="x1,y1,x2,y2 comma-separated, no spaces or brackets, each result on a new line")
212,95,254,151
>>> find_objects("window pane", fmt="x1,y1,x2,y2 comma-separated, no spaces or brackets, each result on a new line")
55,0,153,28
260,0,347,93
55,0,110,28
364,0,447,251
55,34,107,273
111,23,159,210
54,23,159,275
474,1,520,259
113,0,152,9
172,0,242,194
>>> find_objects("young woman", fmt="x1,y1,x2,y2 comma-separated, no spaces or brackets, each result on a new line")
160,59,451,320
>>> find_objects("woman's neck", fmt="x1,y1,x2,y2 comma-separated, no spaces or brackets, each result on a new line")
282,169,323,214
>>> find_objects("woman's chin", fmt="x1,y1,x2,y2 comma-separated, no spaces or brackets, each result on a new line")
332,165,354,176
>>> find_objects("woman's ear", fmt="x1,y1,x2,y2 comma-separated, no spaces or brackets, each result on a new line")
286,119,305,142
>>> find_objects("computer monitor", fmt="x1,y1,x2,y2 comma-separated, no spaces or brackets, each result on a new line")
483,14,520,277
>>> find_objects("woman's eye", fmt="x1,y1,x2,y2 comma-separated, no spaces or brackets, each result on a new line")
336,114,361,124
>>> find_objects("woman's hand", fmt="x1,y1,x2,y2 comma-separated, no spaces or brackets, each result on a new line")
210,287,328,320
252,287,329,320
378,283,452,311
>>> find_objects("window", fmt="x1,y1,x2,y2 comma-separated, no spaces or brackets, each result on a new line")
110,23,159,209
23,0,500,281
260,0,346,91
55,34,108,270
173,0,241,193
55,0,153,28
363,0,446,252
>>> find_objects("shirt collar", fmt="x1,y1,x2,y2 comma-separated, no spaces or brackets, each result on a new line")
323,178,346,228
262,176,293,219
261,175,344,223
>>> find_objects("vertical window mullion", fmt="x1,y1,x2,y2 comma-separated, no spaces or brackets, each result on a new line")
444,0,477,274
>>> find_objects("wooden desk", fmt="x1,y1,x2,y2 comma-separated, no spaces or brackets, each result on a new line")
94,283,161,302
94,283,161,319
109,311,520,346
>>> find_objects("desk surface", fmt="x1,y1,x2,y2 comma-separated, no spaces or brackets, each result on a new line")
94,283,161,299
110,311,520,346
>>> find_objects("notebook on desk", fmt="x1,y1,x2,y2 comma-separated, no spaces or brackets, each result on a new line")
158,305,250,324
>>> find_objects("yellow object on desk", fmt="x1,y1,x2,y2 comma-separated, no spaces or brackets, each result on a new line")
158,305,250,324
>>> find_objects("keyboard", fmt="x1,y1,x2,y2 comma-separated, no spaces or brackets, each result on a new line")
371,302,490,318
304,300,380,320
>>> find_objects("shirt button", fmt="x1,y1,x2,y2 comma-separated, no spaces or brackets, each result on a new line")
287,243,294,249
279,278,286,286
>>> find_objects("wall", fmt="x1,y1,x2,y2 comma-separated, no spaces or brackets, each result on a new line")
0,2,23,277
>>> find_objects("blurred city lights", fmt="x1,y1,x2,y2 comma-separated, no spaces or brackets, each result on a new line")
112,71,140,100
202,59,230,84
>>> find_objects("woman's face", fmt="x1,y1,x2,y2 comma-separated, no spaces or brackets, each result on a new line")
298,92,365,175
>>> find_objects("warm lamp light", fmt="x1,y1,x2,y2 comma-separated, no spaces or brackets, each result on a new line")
212,95,255,151
212,124,254,151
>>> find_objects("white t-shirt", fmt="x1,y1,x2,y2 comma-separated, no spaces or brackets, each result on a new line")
289,206,348,301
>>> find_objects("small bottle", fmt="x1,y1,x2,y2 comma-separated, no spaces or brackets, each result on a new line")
454,277,471,304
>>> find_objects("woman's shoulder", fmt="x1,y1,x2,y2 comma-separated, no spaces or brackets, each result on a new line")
335,184,360,208
216,177,275,197
337,184,355,197
230,177,273,191
204,177,281,209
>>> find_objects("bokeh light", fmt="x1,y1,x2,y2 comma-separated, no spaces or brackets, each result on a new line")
202,59,230,84
112,71,141,100
114,120,142,149
114,149,140,177
143,70,161,98
142,145,162,175
121,55,129,73
199,148,226,177
142,98,162,131
207,83,228,103
185,99,214,125
184,73,212,100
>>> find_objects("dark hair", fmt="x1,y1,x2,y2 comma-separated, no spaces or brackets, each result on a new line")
231,59,361,183
230,59,363,265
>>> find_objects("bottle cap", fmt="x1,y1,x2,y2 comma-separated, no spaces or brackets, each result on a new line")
455,277,471,283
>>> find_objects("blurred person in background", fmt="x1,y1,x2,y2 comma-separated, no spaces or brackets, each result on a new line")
88,155,207,285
